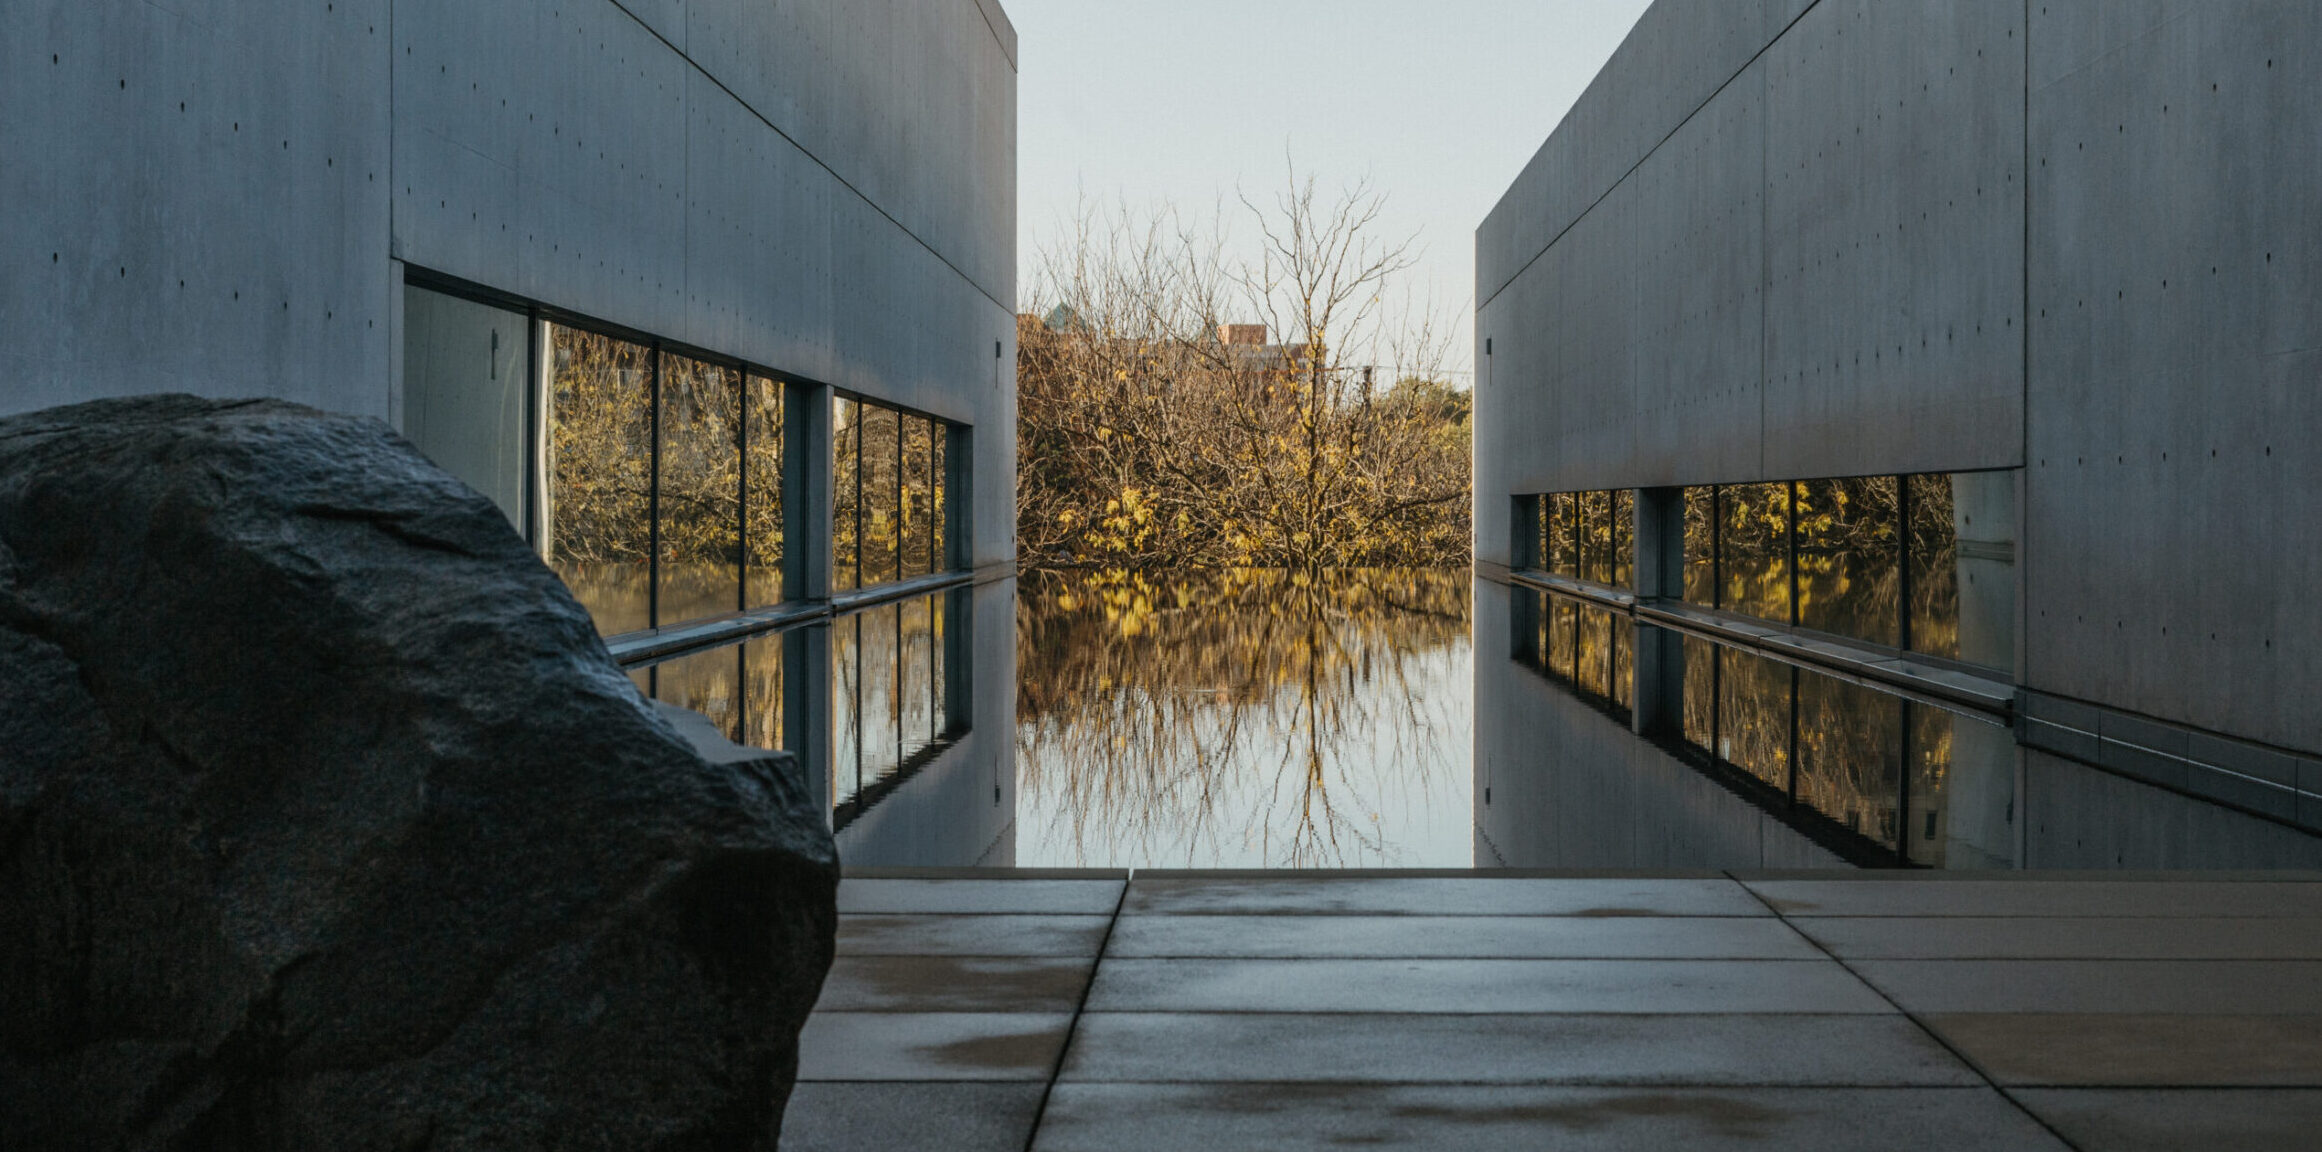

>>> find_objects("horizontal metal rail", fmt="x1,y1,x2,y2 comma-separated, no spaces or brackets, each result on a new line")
605,570,974,669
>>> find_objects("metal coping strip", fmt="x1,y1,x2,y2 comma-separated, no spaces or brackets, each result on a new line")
605,571,973,669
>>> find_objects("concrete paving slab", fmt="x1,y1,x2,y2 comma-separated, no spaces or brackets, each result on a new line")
1796,917,2322,960
2008,1089,2322,1152
1852,960,2322,1015
1125,877,1768,917
1030,1085,2070,1151
796,1012,1073,1082
839,914,1114,957
1086,958,1894,1014
1062,1012,1979,1086
1746,880,2322,918
779,1082,1045,1152
818,955,1096,1013
1107,914,1820,959
1924,1014,2322,1087
838,878,1125,915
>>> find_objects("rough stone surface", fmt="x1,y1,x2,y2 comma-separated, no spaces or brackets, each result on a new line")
0,395,838,1150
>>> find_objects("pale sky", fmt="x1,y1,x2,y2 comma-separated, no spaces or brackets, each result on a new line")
1005,0,1654,381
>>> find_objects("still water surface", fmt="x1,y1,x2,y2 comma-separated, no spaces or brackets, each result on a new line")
1015,569,1472,869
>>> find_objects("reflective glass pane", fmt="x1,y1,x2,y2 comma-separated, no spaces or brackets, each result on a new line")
740,631,785,752
1909,705,2017,868
832,398,860,592
657,354,743,625
931,424,950,572
652,644,743,744
402,285,530,531
1579,490,1614,585
1681,635,1715,753
1796,476,1902,647
1795,672,1902,852
832,616,862,810
1534,496,1550,573
1720,482,1793,624
1547,492,1578,577
901,595,934,757
547,326,653,636
1611,490,1634,591
859,404,901,587
1909,471,2017,671
900,414,934,579
1717,648,1791,791
744,375,785,608
1683,487,1715,606
862,604,903,784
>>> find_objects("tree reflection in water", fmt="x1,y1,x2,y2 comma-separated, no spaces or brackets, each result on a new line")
1016,568,1471,869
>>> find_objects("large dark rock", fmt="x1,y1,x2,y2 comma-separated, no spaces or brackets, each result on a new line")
0,396,837,1149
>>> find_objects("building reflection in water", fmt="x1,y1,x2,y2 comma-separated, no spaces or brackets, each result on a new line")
1016,569,1473,869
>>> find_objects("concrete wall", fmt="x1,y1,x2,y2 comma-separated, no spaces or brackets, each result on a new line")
1477,1,2322,810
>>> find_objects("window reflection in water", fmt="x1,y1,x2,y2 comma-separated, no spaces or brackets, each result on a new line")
1016,569,1472,869
633,635,786,753
1796,673,1902,851
1717,647,1790,791
832,593,953,822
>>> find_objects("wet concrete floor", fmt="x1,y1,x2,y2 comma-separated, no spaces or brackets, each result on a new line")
784,870,2322,1150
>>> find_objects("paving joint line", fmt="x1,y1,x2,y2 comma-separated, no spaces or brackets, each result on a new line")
1724,870,2090,1152
1021,868,1133,1150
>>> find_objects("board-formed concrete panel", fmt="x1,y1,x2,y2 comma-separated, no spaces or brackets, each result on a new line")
1760,0,2025,480
1477,0,1811,309
0,0,393,417
2026,1,2322,751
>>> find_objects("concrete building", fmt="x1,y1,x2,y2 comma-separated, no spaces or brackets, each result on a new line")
1473,0,2322,869
2,0,1022,866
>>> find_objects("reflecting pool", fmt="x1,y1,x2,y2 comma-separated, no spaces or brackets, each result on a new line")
1016,569,1472,869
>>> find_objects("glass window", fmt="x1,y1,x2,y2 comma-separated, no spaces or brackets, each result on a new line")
1796,476,1902,647
901,414,934,579
931,592,952,736
1610,490,1634,590
744,375,785,608
1682,487,1715,606
651,644,743,744
931,426,950,571
1909,705,2017,868
1720,482,1792,624
657,354,743,625
1717,648,1791,791
1795,672,1902,852
860,404,901,587
547,325,654,636
1909,471,2017,671
402,286,531,531
833,398,860,592
1579,490,1614,585
1547,492,1578,578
